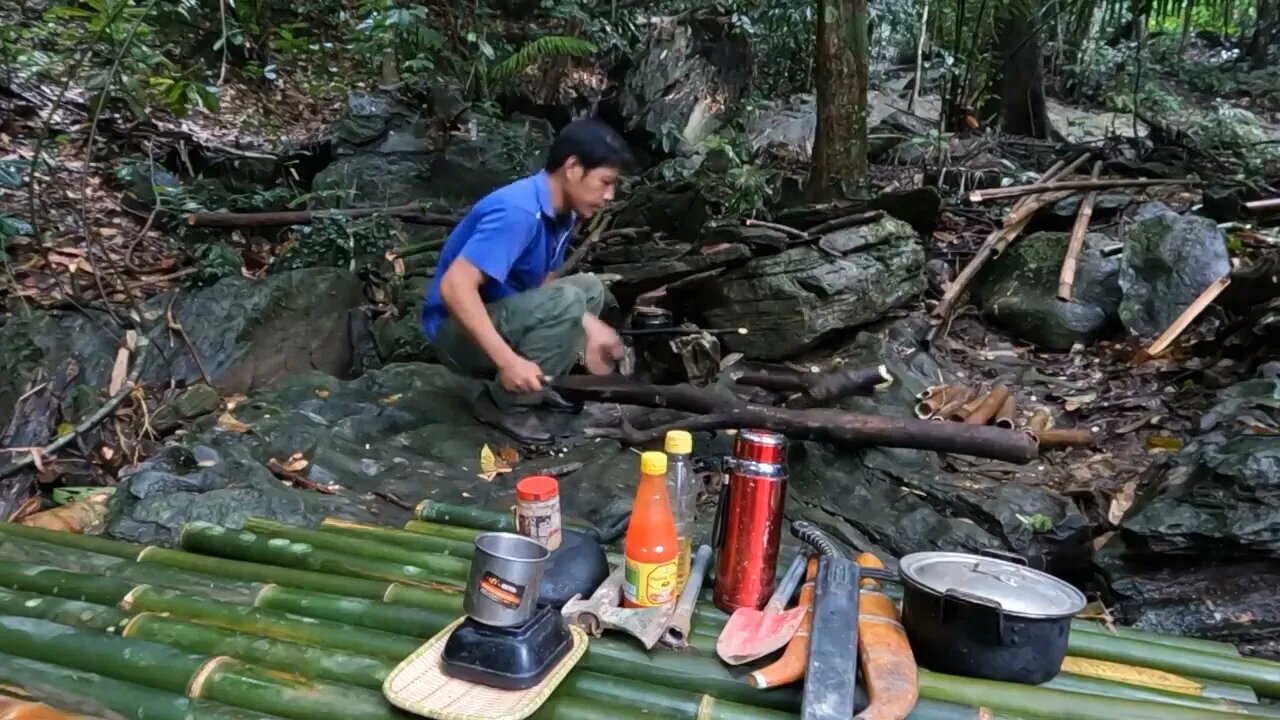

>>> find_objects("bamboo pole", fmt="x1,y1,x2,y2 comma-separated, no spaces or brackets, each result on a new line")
964,385,1011,426
1137,275,1233,362
0,522,144,560
137,547,392,599
1068,630,1280,698
241,518,473,574
0,587,128,633
254,583,454,638
970,177,1196,203
1058,161,1105,300
317,519,476,558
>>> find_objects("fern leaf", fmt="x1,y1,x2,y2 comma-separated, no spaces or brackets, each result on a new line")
490,35,598,82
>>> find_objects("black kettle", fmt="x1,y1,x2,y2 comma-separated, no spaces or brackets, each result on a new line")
537,512,630,607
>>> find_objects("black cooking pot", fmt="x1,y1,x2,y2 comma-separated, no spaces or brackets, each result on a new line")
897,550,1087,685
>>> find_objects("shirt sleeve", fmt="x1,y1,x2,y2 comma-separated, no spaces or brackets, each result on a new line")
457,205,539,284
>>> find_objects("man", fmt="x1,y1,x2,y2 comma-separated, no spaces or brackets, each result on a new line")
421,118,635,444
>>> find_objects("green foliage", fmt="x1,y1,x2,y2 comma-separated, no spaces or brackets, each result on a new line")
490,35,597,83
270,214,401,275
0,215,35,263
651,131,780,219
189,242,243,287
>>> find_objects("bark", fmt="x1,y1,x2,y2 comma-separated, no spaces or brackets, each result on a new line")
984,0,1055,139
807,0,870,201
0,361,78,521
1249,0,1278,69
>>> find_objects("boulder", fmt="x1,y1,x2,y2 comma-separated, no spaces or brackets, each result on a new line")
1096,369,1280,656
745,95,815,164
1118,209,1232,337
867,110,936,161
620,16,751,155
971,231,1123,350
689,217,925,360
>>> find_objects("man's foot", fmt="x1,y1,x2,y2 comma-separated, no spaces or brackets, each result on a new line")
471,393,553,445
541,390,584,414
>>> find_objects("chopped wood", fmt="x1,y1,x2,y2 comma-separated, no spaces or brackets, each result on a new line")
970,177,1197,203
994,396,1017,429
186,204,460,228
1034,428,1097,449
1135,275,1233,363
552,376,1039,463
965,385,1011,426
1058,161,1105,301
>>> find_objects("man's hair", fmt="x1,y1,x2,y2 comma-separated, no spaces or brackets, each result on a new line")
545,117,636,174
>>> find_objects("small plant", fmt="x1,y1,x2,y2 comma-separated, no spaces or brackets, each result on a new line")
489,35,598,83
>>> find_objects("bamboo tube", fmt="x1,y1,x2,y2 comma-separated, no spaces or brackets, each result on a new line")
0,523,144,560
414,500,518,531
186,656,404,720
1070,620,1241,657
402,520,484,543
0,561,136,606
0,535,125,574
525,695,657,720
993,395,1016,428
1045,671,1280,717
560,671,796,720
120,585,420,661
965,385,1010,426
178,521,464,590
254,584,456,638
318,519,475,558
0,652,277,720
138,547,392,599
241,518,471,579
1069,630,1280,698
0,696,99,720
123,613,395,691
0,587,128,633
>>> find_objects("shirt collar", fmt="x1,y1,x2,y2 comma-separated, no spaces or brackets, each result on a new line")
533,170,576,229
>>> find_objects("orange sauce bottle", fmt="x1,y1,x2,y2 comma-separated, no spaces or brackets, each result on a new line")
623,451,680,608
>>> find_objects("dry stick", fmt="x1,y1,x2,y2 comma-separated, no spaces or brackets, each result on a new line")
969,176,1196,203
185,205,460,228
1245,198,1280,212
743,218,809,240
555,223,606,279
805,210,885,236
1058,161,1105,301
1135,275,1233,363
1034,428,1096,449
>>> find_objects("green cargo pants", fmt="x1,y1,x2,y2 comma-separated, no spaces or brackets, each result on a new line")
433,273,610,409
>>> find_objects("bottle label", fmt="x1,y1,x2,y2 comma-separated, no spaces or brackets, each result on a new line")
624,557,678,606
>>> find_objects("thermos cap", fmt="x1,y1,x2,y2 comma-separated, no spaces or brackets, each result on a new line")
664,430,693,455
640,451,668,476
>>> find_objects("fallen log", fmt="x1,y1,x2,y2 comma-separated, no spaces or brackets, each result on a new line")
185,205,459,229
550,376,1040,463
731,365,892,402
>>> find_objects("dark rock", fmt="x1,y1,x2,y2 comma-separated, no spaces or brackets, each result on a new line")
745,95,814,164
818,216,913,255
116,162,182,213
774,187,942,236
971,231,1123,350
330,91,430,154
610,183,709,243
1049,193,1132,220
152,384,221,433
600,243,752,306
690,217,925,360
1200,185,1253,222
868,111,936,161
621,16,751,155
1118,211,1231,337
702,222,792,255
1096,370,1280,655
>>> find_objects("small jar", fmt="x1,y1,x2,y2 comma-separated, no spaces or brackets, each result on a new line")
515,475,562,551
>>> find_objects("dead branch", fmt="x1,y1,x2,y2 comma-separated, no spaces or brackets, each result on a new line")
186,205,460,229
732,365,892,403
1058,161,1105,301
743,218,809,240
970,177,1197,203
552,376,1039,463
805,210,885,236
1135,275,1233,363
1246,198,1280,213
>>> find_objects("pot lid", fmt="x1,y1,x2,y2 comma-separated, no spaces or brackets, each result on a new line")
899,552,1087,618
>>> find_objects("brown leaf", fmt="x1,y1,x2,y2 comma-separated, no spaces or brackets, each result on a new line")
216,412,252,433
107,330,137,396
498,446,521,466
19,493,111,533
278,452,309,472
314,388,331,399
1107,481,1138,526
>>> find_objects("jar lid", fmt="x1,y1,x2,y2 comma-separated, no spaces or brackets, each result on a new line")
898,552,1087,619
664,430,693,455
640,451,667,476
516,475,559,501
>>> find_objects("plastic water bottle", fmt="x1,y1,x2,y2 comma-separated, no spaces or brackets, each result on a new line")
663,430,698,592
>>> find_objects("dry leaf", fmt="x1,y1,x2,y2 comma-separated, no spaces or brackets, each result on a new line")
381,394,402,404
19,493,110,533
277,452,309,472
1107,480,1138,526
107,335,133,396
498,446,520,466
99,445,115,461
216,412,252,433
479,444,497,474
1145,436,1184,453
314,388,331,399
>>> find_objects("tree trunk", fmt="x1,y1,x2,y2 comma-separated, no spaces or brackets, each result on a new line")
984,0,1056,139
807,0,870,201
1249,0,1277,68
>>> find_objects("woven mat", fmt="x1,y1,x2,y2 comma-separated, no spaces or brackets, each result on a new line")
383,616,588,720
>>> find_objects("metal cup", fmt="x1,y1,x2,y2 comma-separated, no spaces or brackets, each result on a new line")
464,532,550,627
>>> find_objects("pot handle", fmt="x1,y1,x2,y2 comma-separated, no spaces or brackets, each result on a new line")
977,548,1028,566
939,588,1007,644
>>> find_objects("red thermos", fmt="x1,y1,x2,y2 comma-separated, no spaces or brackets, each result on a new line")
712,429,788,613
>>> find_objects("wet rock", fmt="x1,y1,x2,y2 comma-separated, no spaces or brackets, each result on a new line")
774,187,942,236
745,95,815,164
1049,192,1132,220
689,217,926,360
621,16,751,155
1118,211,1232,337
329,91,430,155
971,231,1123,350
609,183,709,243
867,111,936,161
151,384,221,433
1096,370,1280,655
599,243,752,306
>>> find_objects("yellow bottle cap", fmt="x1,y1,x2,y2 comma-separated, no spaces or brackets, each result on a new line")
640,451,667,476
664,430,693,455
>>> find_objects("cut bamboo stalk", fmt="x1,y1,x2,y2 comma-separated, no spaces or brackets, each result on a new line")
965,385,1011,425
138,547,391,599
241,518,472,575
186,655,404,720
1059,161,1105,301
1137,276,1233,362
413,500,517,531
1069,629,1280,698
0,561,137,606
993,395,1017,429
0,522,144,560
1070,621,1241,658
1000,190,1079,233
401,520,485,543
0,652,277,720
0,587,128,633
949,396,986,422
253,583,456,637
560,671,796,720
970,177,1196,203
1046,671,1280,717
1034,428,1098,449
317,519,475,558
930,387,975,422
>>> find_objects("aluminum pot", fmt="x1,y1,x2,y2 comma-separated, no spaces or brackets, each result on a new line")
897,550,1087,685
464,532,550,627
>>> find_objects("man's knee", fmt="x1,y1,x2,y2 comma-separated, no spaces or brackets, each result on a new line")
556,273,607,315
533,282,589,326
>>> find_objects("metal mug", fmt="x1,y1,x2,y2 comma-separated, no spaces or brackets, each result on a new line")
464,532,550,627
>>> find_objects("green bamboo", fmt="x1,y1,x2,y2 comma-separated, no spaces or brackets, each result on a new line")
920,669,1262,720
526,694,655,720
0,586,129,633
190,656,406,720
560,671,795,720
179,521,464,590
0,522,144,560
403,520,484,543
0,615,206,694
0,534,127,574
0,561,136,605
318,518,476,558
242,518,471,579
1069,629,1280,698
1047,673,1280,717
0,652,281,720
1072,619,1241,657
381,582,465,614
124,612,395,691
413,500,518,531
254,584,458,638
121,585,421,661
138,546,392,599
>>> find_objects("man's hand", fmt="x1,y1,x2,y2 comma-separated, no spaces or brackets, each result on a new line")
498,355,545,394
582,313,624,375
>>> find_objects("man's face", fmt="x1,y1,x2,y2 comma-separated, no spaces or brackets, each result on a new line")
563,158,619,218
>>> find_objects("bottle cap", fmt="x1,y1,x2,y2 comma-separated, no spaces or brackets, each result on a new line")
664,430,693,455
640,451,667,476
516,475,559,501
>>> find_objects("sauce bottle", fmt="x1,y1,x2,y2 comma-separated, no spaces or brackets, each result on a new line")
664,430,697,591
623,451,680,608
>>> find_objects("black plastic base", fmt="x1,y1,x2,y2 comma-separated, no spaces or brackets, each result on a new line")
441,605,573,690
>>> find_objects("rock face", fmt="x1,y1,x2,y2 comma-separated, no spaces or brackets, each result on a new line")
745,95,815,164
1096,368,1280,657
971,231,1123,350
0,268,365,422
690,217,926,360
620,16,751,154
1118,208,1232,337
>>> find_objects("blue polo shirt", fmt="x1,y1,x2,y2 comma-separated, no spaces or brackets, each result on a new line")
421,171,576,340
